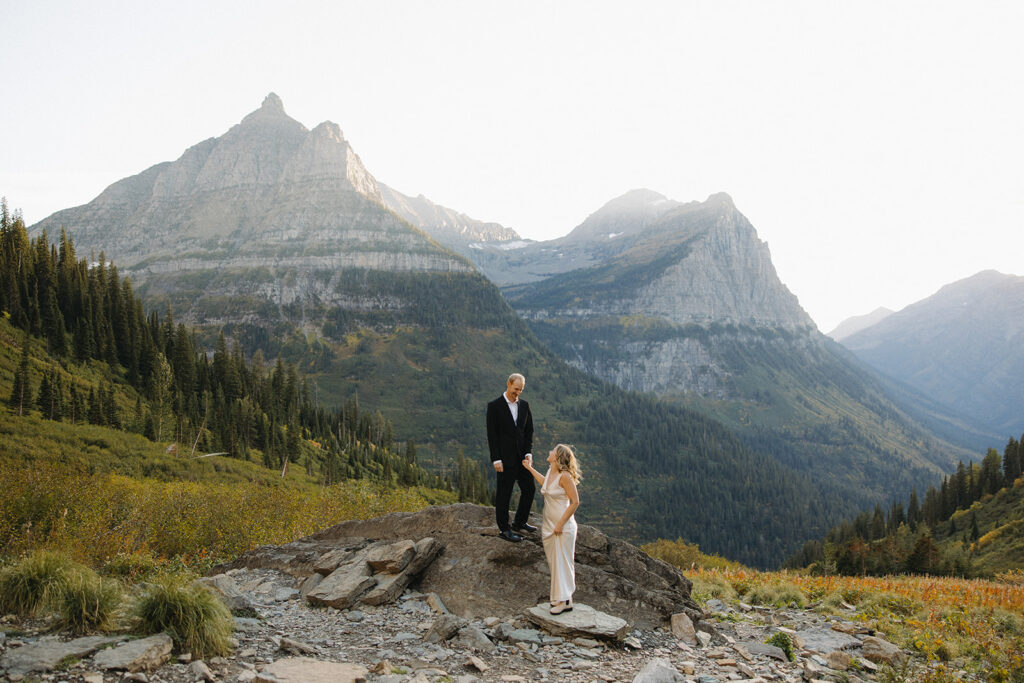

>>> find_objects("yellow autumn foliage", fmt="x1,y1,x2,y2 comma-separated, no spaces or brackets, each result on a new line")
0,459,442,569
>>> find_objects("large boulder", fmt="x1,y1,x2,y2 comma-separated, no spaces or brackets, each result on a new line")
216,503,701,628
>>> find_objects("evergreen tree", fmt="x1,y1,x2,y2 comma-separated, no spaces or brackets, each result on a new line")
87,387,103,425
8,335,32,416
869,504,886,540
1004,437,1022,485
907,489,921,529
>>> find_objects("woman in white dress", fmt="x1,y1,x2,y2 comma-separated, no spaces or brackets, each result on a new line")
524,443,581,614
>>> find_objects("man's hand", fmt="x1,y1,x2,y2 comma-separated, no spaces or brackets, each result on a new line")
493,461,504,473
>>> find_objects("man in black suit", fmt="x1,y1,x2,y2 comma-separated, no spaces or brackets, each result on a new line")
486,373,537,542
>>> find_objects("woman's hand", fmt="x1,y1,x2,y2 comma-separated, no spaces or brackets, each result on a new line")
522,458,532,469
553,524,563,535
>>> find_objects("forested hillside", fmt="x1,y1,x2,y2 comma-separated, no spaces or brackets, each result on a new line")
0,199,489,500
787,437,1024,577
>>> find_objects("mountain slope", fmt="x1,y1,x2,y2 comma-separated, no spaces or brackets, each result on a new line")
842,270,1024,437
379,184,522,251
828,307,894,342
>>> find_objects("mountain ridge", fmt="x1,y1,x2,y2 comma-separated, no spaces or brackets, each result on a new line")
841,270,1024,437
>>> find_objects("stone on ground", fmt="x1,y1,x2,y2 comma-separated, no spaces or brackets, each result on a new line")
366,540,416,573
195,573,257,617
525,602,630,641
861,635,906,666
306,561,375,609
632,657,686,682
670,612,698,645
254,656,368,682
94,633,174,672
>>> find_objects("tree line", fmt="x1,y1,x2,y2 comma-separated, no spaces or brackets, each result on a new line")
1,198,489,500
785,437,1024,576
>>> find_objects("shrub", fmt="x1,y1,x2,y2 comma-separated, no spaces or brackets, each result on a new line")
818,591,848,613
744,583,780,606
0,550,78,616
102,551,160,582
691,574,738,604
51,568,123,634
776,583,808,608
131,574,233,657
859,591,922,618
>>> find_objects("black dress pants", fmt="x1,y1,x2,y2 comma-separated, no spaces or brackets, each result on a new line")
494,465,535,531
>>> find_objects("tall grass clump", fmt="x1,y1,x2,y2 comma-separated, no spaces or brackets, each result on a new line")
0,550,79,616
132,574,232,657
691,574,738,604
51,569,123,634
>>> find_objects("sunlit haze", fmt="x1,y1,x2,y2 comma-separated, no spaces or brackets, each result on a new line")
2,1,1022,332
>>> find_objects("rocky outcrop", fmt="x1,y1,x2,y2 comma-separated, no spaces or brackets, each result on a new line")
216,503,702,629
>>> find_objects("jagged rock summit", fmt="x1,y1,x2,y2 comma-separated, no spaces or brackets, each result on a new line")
30,93,464,277
217,503,702,630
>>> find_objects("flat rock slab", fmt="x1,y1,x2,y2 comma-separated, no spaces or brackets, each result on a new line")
254,656,368,682
796,626,862,653
525,602,629,641
94,633,173,672
742,641,789,661
0,635,119,677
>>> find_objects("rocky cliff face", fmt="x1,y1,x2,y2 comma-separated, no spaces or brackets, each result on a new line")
31,94,469,286
500,191,815,398
842,270,1024,436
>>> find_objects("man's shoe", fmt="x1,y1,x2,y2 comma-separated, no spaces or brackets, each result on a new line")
498,530,523,543
512,522,538,533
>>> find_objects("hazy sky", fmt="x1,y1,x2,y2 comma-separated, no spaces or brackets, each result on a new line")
3,1,1022,332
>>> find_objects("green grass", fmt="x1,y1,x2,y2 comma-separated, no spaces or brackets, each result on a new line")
0,550,79,616
131,574,233,657
51,567,123,634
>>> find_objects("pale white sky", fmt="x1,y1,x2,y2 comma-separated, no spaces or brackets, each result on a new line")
2,0,1022,332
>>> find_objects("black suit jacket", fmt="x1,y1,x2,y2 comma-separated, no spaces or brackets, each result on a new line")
486,394,533,469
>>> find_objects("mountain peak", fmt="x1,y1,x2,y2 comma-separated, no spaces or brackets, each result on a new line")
262,92,285,112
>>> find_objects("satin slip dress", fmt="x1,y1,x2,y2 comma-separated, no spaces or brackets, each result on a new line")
541,468,577,603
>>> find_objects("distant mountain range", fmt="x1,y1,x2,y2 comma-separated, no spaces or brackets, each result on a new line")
26,94,984,565
838,270,1024,438
828,308,893,342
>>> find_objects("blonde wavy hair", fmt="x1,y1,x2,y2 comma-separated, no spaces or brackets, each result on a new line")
552,443,582,483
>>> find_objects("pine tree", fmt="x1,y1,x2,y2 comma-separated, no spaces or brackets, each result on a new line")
87,387,103,425
9,336,32,416
1004,437,1022,486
